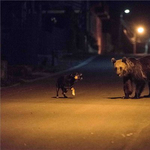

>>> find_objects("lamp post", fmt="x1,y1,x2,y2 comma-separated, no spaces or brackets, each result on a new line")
133,26,144,54
119,9,130,51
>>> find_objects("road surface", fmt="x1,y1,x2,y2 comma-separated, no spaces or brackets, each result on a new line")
1,55,150,150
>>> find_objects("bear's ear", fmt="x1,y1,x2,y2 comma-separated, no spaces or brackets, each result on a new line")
122,57,127,63
111,58,116,64
70,74,74,77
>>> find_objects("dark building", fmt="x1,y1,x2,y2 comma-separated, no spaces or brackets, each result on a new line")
1,1,110,66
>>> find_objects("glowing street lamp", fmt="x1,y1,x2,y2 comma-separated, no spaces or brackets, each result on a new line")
124,9,130,14
120,9,130,18
137,27,144,34
133,26,145,54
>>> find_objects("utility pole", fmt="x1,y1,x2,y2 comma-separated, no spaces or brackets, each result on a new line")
133,33,136,54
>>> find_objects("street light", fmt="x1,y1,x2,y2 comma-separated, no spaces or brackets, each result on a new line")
120,9,130,18
133,26,144,54
137,27,144,33
124,9,130,14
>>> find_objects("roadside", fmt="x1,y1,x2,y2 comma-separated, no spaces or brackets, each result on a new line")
1,53,97,88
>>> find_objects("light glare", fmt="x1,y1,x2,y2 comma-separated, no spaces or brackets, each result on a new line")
124,9,130,14
137,27,144,33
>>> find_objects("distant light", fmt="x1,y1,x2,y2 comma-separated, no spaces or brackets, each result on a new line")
137,27,144,33
124,9,130,14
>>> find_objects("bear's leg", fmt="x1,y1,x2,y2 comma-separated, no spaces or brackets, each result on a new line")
144,82,150,97
61,87,68,98
148,82,150,96
134,81,145,99
123,77,133,99
56,87,60,98
71,87,75,96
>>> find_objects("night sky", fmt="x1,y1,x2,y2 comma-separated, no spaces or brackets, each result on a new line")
106,1,150,52
2,1,150,62
108,1,150,21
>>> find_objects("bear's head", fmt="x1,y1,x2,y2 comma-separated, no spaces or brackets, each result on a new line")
111,57,134,77
71,73,83,81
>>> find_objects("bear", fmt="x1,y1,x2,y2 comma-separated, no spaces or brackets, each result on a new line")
56,73,83,98
111,56,150,99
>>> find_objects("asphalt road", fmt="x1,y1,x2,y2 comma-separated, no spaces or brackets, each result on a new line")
1,55,150,150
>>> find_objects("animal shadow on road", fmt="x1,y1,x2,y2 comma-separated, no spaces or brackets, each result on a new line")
52,96,74,99
108,97,123,99
108,95,150,100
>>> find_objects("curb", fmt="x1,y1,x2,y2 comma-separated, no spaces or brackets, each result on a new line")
1,55,97,89
24,55,97,82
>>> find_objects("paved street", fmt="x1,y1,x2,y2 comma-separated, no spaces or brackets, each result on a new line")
1,55,150,150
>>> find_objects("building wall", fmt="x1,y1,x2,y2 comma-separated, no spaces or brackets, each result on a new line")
2,1,110,66
89,10,102,54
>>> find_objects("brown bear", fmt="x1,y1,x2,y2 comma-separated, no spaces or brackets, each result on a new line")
111,56,150,99
56,73,83,98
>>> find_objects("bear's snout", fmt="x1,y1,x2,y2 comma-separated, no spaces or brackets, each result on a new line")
117,73,120,76
117,73,122,77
